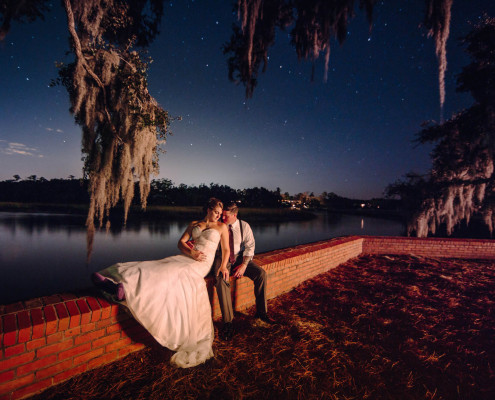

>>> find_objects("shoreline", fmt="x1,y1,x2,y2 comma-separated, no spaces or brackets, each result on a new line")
0,202,408,223
0,202,318,222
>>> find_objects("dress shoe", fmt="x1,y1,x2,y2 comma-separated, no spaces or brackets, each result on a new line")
92,272,125,301
222,322,234,341
91,272,107,285
255,312,276,324
116,283,126,301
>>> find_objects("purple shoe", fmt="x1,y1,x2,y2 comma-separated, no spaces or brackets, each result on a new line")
91,272,107,285
116,283,125,301
92,272,124,300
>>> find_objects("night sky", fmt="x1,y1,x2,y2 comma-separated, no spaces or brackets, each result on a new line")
1,1,494,199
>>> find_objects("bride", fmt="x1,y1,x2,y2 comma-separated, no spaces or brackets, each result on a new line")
91,198,230,368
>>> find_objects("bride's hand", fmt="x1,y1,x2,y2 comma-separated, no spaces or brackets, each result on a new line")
217,265,230,281
191,248,206,262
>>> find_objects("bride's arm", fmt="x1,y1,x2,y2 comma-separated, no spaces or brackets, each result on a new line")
177,222,206,261
216,224,230,280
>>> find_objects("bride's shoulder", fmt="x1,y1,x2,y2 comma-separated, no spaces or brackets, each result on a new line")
216,221,228,232
189,220,203,230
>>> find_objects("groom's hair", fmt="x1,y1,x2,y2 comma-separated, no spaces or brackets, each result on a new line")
225,202,238,214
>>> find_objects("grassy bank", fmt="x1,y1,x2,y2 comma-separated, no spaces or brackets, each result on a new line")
0,202,316,222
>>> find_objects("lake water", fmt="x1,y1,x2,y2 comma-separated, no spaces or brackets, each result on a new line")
0,211,405,304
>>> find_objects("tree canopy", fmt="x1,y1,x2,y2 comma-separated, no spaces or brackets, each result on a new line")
224,0,452,114
388,16,495,237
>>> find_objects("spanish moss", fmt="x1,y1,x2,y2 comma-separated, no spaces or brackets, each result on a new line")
60,0,170,259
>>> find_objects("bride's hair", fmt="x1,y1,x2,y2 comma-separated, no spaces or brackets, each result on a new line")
204,197,223,214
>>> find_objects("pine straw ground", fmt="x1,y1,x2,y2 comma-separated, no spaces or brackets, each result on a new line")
31,255,495,400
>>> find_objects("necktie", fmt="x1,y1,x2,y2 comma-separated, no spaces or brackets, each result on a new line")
228,224,235,264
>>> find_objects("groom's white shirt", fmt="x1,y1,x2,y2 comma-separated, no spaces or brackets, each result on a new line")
229,219,255,258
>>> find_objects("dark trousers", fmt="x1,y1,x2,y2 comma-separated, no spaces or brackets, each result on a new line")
213,255,267,323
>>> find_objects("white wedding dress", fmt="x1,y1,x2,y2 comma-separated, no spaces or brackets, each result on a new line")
97,226,219,368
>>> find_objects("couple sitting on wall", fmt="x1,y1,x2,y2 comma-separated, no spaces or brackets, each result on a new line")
91,198,274,368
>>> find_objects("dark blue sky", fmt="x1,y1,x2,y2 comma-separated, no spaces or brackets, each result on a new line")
1,1,494,198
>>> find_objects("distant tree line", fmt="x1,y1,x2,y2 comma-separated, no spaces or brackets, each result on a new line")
0,177,282,208
0,176,399,212
0,176,89,204
148,179,282,208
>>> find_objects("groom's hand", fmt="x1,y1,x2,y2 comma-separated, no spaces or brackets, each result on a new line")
217,265,230,281
191,249,206,262
233,264,247,278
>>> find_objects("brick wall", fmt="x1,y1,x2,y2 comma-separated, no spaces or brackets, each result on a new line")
1,236,494,399
362,236,495,259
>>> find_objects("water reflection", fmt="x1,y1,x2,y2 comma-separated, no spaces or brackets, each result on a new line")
0,211,404,304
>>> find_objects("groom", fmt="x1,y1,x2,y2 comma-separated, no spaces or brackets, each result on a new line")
214,201,274,340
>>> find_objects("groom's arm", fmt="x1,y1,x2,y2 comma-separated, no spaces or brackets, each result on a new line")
233,221,255,278
241,221,255,259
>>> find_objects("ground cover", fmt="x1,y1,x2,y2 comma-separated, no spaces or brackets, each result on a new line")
30,255,495,400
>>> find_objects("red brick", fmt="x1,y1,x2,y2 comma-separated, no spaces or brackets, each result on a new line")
119,343,145,357
43,305,57,335
23,298,43,309
37,340,73,358
42,295,62,306
76,299,91,325
96,318,113,329
73,347,104,366
65,301,80,329
17,311,31,343
106,337,132,352
86,297,101,322
58,342,91,361
11,377,52,400
60,293,77,301
106,318,135,334
3,303,24,314
53,364,87,384
30,308,45,339
64,326,81,338
54,303,69,331
0,370,15,384
97,299,112,320
74,328,105,345
1,314,17,347
17,354,57,376
4,343,25,359
0,352,35,372
46,332,64,345
36,359,73,380
93,332,120,349
88,351,118,369
26,337,46,352
109,304,120,317
0,373,34,396
81,322,96,333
